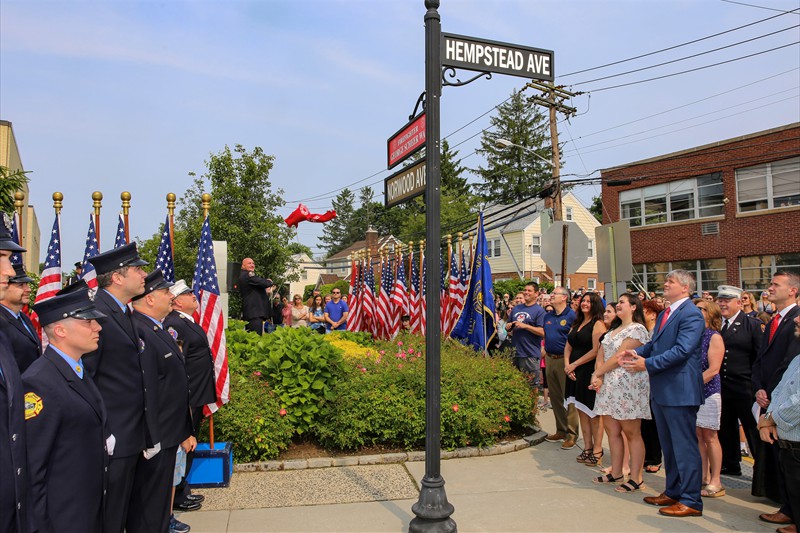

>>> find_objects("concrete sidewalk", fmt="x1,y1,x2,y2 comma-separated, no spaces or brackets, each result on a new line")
180,411,777,532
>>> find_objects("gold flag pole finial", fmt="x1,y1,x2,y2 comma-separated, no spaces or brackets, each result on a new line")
92,191,102,247
13,191,25,219
121,191,131,245
201,193,211,218
53,192,64,215
166,193,176,265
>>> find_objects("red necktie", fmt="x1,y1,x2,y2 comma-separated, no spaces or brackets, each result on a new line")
659,307,671,331
768,313,781,343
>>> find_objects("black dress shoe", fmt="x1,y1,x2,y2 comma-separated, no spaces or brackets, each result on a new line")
173,500,202,512
720,467,742,476
186,494,205,503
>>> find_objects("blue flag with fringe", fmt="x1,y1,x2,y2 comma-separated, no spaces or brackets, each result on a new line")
451,212,497,352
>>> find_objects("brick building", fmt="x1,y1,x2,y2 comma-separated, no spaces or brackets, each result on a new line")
600,123,799,294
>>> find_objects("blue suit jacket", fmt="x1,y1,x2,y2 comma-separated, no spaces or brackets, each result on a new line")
636,299,705,407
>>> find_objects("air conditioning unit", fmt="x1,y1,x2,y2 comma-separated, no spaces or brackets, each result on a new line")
701,222,720,235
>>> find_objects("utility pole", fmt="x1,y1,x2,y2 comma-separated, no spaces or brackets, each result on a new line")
526,81,579,287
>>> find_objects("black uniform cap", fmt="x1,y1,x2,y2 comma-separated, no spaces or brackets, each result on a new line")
87,242,147,275
9,263,33,284
0,210,25,252
131,269,174,301
33,285,106,326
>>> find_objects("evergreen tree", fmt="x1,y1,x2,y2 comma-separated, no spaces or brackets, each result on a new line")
473,89,552,204
440,139,469,197
319,188,357,256
589,195,603,222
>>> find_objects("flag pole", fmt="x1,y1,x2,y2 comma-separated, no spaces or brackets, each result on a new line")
121,191,131,244
13,192,24,252
167,193,176,264
200,193,216,448
91,192,102,249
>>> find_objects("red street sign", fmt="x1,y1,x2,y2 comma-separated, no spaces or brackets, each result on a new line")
387,113,426,169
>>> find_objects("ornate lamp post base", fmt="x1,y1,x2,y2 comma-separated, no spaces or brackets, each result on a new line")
410,475,456,533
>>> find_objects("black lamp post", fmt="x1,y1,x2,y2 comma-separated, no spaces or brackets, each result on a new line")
409,1,456,532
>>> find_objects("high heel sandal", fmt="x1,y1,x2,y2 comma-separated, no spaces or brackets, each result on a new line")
584,450,604,467
576,449,593,463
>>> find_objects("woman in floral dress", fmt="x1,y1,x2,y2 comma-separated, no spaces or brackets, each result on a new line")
591,293,650,492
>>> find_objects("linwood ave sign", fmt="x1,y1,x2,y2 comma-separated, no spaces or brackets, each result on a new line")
442,33,554,81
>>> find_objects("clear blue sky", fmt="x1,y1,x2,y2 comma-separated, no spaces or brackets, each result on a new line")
2,0,798,266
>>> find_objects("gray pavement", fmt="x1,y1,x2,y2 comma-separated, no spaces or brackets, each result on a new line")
180,410,778,532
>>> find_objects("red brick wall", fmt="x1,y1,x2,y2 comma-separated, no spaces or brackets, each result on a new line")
601,125,800,286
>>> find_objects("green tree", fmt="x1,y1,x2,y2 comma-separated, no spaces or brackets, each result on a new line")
137,144,296,318
320,188,358,256
589,195,603,222
0,166,30,212
473,89,552,204
287,242,313,258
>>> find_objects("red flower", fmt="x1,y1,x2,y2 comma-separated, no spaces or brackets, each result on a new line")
279,408,287,417
504,415,511,422
452,404,459,412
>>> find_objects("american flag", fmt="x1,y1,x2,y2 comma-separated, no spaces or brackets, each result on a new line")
376,257,394,340
346,256,361,332
80,214,99,291
420,253,427,335
154,215,175,282
31,214,62,337
443,250,460,335
9,212,23,265
113,213,127,248
446,246,470,336
192,215,229,415
361,259,376,338
389,253,408,338
409,251,421,334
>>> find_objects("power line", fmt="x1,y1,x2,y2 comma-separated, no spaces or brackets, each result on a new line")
561,7,798,78
571,24,799,86
584,41,799,92
720,0,800,14
563,88,799,153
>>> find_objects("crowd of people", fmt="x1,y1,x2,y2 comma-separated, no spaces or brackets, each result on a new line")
238,258,351,336
1,210,218,533
498,270,800,529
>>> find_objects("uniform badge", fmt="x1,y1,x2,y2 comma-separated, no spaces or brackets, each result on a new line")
138,338,146,353
167,327,179,340
560,319,567,326
24,392,43,420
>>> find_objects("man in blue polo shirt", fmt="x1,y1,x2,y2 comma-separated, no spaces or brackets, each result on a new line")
506,281,546,392
324,288,349,332
543,287,579,448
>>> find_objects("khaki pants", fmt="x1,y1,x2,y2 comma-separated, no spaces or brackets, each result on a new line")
545,353,578,438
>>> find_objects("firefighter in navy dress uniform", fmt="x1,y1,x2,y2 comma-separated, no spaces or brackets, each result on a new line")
23,283,109,532
0,264,41,374
0,211,30,533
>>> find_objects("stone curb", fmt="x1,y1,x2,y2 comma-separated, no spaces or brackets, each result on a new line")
233,429,547,473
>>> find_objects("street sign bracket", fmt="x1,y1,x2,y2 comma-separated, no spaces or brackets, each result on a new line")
442,66,492,88
409,91,426,121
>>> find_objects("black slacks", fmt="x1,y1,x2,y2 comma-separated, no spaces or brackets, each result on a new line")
719,394,759,471
127,445,179,533
778,444,799,525
104,454,139,533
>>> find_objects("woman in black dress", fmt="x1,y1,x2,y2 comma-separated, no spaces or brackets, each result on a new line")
565,292,607,465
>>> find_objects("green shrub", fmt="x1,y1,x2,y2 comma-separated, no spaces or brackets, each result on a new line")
314,336,535,450
199,374,294,462
239,327,344,435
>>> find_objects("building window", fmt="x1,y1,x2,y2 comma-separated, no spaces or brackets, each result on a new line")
736,156,800,213
486,239,501,258
587,278,596,290
633,259,727,294
739,253,800,291
531,235,541,255
301,269,307,280
588,239,594,258
566,207,574,221
619,173,724,226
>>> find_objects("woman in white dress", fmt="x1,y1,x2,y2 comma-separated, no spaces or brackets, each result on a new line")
590,293,651,492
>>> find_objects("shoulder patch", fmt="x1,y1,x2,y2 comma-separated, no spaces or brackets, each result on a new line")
167,327,179,340
24,392,43,420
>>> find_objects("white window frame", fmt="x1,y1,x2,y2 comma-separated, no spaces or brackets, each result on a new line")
736,157,800,213
619,173,724,226
588,239,594,258
739,253,800,291
633,259,727,293
486,238,501,258
587,278,596,290
531,235,541,255
565,207,574,221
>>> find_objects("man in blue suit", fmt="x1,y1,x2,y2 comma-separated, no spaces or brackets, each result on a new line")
623,269,705,517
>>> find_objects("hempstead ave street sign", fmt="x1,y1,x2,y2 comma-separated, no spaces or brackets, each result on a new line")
388,113,426,169
442,33,554,81
384,157,426,208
